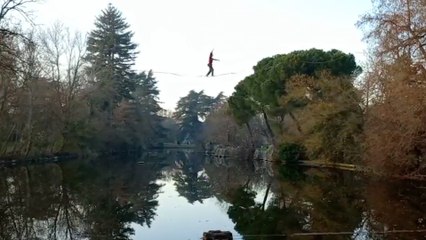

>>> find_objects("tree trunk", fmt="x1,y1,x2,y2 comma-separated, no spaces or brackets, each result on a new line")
245,122,255,148
0,124,15,155
24,87,33,157
261,109,275,145
289,111,303,134
262,181,272,211
0,75,10,112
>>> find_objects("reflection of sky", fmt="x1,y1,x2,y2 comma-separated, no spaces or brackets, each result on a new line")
132,179,242,240
254,187,274,207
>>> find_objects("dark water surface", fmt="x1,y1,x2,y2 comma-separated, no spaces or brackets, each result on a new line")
0,150,425,240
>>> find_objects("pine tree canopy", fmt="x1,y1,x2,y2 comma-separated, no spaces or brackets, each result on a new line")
85,3,138,103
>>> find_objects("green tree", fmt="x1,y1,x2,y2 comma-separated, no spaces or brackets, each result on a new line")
110,70,164,149
132,70,164,144
134,71,161,116
228,49,362,164
174,90,225,142
228,81,257,140
281,74,364,163
83,4,164,152
229,49,360,139
85,3,138,112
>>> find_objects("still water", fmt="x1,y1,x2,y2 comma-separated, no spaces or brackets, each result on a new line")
0,150,425,240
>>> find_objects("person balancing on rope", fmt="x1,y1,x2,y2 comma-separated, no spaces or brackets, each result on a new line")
206,50,219,77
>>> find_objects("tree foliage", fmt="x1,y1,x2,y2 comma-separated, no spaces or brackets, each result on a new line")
127,70,164,147
228,48,362,163
358,0,426,176
362,59,426,175
174,90,225,142
81,4,165,153
229,48,360,127
85,3,138,107
281,73,364,163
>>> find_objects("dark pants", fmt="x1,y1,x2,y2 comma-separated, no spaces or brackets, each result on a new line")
206,64,214,76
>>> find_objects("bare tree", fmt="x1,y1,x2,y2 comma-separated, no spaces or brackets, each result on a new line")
358,0,426,177
17,33,41,156
358,0,426,74
39,22,86,117
0,0,39,156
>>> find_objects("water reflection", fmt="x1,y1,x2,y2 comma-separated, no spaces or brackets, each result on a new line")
0,156,164,240
0,151,424,240
172,151,213,204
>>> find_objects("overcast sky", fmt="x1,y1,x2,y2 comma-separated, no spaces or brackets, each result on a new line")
30,0,372,110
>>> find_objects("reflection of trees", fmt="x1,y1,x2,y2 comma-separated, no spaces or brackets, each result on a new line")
204,153,292,238
204,154,264,203
227,187,299,239
48,181,84,240
86,198,135,240
130,182,161,227
79,157,164,239
363,179,426,240
174,169,212,204
0,164,85,240
172,151,213,203
0,155,164,240
277,171,365,238
224,168,426,240
291,170,364,234
1,154,425,240
225,169,366,239
0,167,33,239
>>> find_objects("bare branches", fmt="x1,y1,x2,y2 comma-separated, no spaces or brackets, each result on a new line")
0,0,38,50
358,0,426,176
0,0,38,24
37,22,87,126
358,0,426,66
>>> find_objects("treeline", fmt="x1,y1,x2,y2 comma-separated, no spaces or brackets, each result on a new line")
203,0,425,177
0,2,165,158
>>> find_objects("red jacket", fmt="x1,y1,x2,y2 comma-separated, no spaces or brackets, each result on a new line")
208,52,214,66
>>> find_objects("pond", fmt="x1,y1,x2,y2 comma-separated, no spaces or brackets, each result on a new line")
0,150,425,240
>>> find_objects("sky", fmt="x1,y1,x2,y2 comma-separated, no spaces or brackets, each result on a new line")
29,0,372,110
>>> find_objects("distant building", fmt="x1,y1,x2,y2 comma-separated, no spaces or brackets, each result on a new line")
158,109,174,118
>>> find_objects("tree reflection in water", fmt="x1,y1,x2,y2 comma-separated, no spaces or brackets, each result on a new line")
206,156,426,240
0,155,163,240
0,151,424,240
172,151,213,204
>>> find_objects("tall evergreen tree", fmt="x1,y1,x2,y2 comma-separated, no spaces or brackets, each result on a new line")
132,70,165,144
83,4,145,152
85,4,138,109
134,70,161,116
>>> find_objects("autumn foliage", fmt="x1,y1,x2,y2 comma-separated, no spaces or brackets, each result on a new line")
359,0,426,176
362,59,426,176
